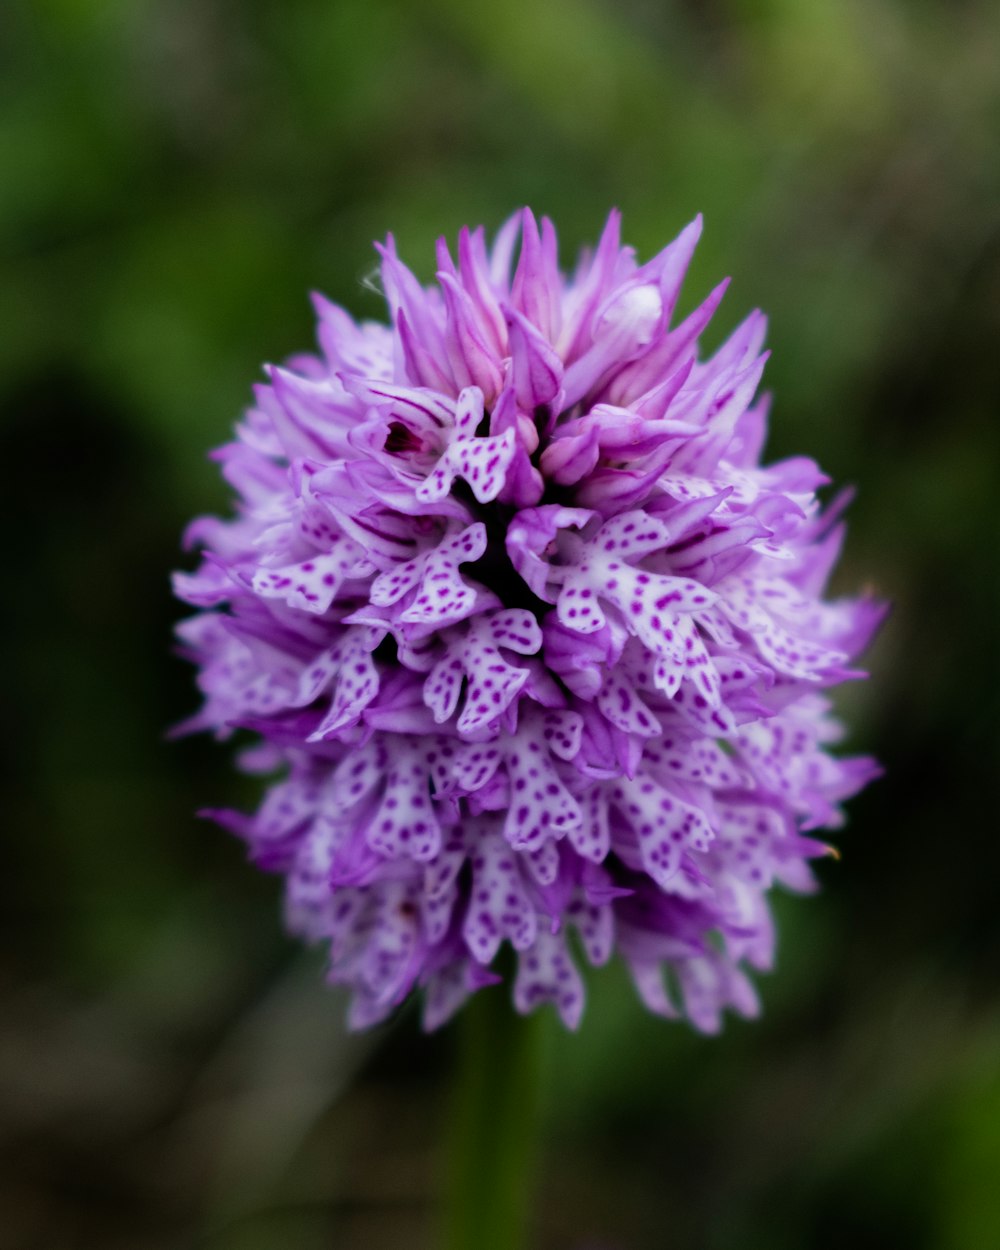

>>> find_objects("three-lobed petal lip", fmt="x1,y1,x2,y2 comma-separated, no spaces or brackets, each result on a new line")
174,210,883,1033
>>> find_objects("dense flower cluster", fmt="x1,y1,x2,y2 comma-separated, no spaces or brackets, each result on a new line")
174,210,883,1031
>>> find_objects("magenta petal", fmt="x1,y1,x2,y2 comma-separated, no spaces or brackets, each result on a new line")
510,207,560,341
505,305,564,410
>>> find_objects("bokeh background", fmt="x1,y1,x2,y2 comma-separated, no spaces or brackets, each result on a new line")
3,1,999,1247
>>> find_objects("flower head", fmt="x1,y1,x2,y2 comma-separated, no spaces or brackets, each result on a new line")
174,210,884,1032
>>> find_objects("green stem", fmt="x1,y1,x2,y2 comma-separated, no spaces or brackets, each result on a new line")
443,990,546,1250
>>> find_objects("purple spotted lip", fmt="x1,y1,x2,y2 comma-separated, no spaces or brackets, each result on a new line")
174,210,884,1031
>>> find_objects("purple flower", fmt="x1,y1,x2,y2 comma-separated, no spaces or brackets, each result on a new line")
174,210,884,1032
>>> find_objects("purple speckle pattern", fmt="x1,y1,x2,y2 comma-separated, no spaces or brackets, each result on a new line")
174,210,885,1033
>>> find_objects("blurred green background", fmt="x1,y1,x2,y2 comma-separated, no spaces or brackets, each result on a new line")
3,0,999,1247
